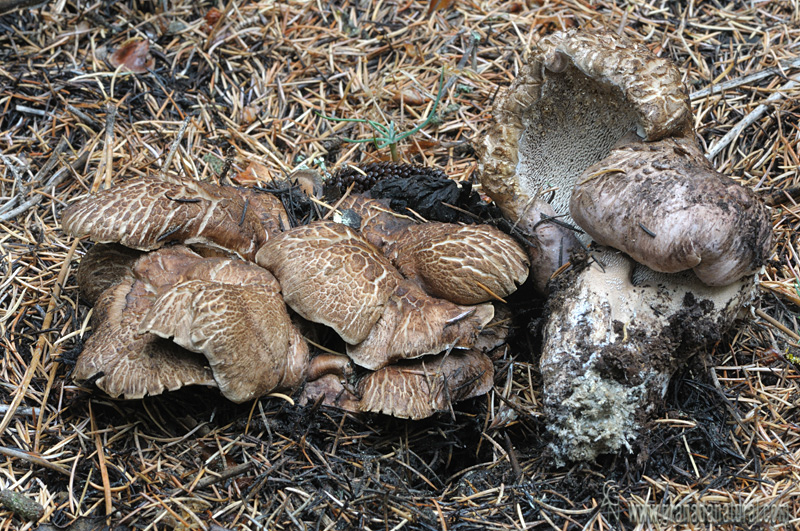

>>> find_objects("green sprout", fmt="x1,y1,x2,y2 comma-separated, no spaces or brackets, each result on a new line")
317,69,446,162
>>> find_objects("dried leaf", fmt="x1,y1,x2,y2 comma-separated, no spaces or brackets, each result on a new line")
392,88,426,106
234,161,273,185
427,0,455,16
107,38,154,73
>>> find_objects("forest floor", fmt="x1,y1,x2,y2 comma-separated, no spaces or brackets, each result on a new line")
0,0,799,529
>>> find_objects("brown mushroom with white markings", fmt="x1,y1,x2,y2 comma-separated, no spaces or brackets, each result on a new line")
62,175,288,261
479,27,772,461
64,174,529,418
255,221,496,370
70,242,308,403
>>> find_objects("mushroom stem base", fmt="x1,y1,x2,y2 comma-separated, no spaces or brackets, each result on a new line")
541,248,755,463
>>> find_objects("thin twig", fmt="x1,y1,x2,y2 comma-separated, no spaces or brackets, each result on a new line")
707,77,799,159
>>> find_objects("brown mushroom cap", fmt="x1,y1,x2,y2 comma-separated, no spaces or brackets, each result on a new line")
75,243,143,306
255,221,400,345
332,195,529,304
140,278,308,403
346,280,494,369
385,223,529,304
571,138,771,285
62,176,288,261
257,220,495,370
73,275,216,399
334,194,415,251
74,245,308,402
357,350,495,419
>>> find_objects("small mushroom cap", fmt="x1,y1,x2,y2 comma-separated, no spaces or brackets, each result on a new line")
73,276,216,399
139,276,308,403
255,221,400,345
571,138,772,285
299,373,361,411
62,176,288,260
495,198,580,293
386,223,529,304
131,244,206,289
75,243,143,305
346,280,494,370
357,350,495,419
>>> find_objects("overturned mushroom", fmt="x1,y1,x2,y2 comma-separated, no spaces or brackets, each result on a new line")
479,27,771,461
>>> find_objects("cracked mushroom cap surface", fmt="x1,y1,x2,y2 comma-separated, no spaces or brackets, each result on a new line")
385,223,529,305
346,280,494,370
257,220,496,370
334,194,415,251
75,243,143,305
62,176,288,261
256,221,400,346
73,245,216,399
479,26,770,287
75,244,308,402
65,173,519,416
357,350,495,419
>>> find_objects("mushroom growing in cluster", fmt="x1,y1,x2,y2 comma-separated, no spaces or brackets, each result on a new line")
479,27,771,461
62,174,529,419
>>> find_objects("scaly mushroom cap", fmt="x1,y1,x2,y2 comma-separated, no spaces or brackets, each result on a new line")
571,138,771,285
300,349,494,420
335,194,414,252
140,277,308,403
62,176,288,261
255,221,400,345
385,223,529,305
333,195,529,304
73,275,216,399
346,280,494,369
357,350,495,419
257,220,494,370
75,245,308,402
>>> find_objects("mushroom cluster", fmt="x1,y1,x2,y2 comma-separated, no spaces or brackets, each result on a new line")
62,175,529,419
479,28,771,461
